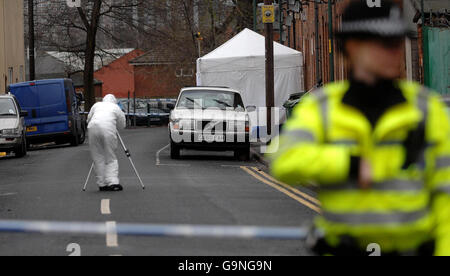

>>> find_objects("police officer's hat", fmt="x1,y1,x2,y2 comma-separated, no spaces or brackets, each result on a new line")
336,0,409,39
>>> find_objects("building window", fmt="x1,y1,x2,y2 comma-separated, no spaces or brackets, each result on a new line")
176,68,194,78
20,66,24,82
8,68,13,85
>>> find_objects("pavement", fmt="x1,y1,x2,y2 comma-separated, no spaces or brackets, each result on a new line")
0,127,318,256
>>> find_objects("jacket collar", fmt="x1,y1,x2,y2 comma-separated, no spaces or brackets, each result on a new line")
329,80,422,142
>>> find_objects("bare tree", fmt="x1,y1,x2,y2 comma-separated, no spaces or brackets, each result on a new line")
26,0,255,108
29,0,146,109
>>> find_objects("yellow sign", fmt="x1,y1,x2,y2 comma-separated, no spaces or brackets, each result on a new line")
262,5,275,24
26,126,37,133
0,152,6,157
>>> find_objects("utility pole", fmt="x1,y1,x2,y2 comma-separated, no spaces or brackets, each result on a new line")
279,0,283,44
28,0,35,81
195,32,203,58
263,0,275,136
420,0,427,86
314,0,321,86
253,0,257,31
328,0,334,82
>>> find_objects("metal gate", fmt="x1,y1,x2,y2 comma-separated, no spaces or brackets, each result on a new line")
424,26,450,95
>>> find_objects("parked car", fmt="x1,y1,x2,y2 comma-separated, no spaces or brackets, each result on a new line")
169,87,252,160
283,92,308,120
0,94,28,157
118,99,171,126
133,107,170,126
8,79,86,147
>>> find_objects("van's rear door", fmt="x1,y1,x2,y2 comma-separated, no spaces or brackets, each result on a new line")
36,81,70,135
9,83,41,134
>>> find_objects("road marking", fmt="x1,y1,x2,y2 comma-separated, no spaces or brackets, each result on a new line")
101,199,111,215
221,165,246,168
250,167,321,206
157,163,190,167
106,221,118,247
0,193,17,197
156,144,169,165
241,166,321,214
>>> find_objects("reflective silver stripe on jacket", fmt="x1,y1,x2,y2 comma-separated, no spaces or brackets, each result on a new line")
283,129,316,142
377,140,403,146
323,209,428,225
321,179,424,192
314,88,329,143
434,184,450,195
273,129,316,159
435,157,450,170
415,88,430,170
331,140,358,146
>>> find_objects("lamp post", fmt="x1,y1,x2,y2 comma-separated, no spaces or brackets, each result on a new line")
28,0,35,81
328,0,334,82
263,0,275,136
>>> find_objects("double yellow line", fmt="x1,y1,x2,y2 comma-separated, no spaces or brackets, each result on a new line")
241,166,322,214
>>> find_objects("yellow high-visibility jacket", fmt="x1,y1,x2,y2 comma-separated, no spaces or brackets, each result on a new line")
269,80,450,255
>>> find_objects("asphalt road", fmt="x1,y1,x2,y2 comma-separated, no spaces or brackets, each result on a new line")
0,127,318,256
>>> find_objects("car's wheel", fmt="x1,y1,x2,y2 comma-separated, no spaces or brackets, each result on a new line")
170,141,181,159
234,146,251,161
70,128,80,147
14,137,27,158
78,126,86,145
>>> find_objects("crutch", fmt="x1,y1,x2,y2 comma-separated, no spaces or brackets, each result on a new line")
117,132,146,190
82,163,94,192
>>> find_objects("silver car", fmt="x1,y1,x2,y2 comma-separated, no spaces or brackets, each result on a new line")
169,87,253,160
0,94,28,158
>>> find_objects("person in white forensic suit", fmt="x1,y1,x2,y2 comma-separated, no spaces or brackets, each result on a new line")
87,94,126,192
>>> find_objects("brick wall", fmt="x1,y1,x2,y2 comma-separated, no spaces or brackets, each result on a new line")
282,0,406,91
133,64,195,98
94,49,144,98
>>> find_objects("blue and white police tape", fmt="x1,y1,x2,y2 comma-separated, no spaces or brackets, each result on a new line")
126,112,170,117
0,220,310,240
145,99,177,102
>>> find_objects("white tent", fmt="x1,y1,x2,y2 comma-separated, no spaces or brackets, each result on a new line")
196,28,304,110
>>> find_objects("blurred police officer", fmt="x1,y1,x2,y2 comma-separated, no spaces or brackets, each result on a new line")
270,0,450,256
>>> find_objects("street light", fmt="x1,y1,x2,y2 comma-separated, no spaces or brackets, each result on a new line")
195,32,203,58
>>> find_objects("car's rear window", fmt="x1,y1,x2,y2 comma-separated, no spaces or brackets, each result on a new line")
177,90,244,110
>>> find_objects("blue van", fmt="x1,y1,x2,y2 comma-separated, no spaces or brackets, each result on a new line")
8,79,86,147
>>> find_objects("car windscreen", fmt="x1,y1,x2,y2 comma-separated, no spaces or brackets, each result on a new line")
0,99,17,116
177,90,244,110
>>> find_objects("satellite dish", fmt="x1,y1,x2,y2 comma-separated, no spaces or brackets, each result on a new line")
66,0,81,8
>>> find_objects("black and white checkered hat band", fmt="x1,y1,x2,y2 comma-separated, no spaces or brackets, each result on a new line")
340,18,407,36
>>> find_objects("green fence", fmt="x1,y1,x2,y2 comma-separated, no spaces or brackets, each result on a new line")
424,27,450,95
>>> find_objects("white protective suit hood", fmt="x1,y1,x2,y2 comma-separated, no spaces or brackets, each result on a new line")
103,94,117,104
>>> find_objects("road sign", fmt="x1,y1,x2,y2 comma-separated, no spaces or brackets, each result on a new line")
262,5,275,24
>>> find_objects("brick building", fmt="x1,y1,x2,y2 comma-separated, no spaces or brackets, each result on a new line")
280,0,408,91
129,49,196,98
94,49,144,98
